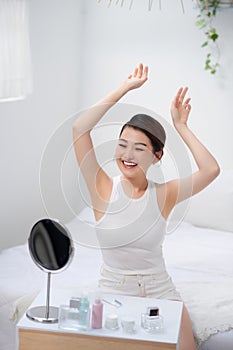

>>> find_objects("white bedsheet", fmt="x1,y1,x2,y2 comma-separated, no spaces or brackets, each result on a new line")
0,221,233,350
164,222,233,282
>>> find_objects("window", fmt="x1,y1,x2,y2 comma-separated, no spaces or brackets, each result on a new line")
0,0,32,102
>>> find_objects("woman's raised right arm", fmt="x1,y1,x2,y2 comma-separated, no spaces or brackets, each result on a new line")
73,85,130,140
72,64,148,208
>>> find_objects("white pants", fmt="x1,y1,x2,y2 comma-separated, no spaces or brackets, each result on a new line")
99,266,182,301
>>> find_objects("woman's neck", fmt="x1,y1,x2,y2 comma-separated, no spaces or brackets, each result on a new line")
120,175,148,199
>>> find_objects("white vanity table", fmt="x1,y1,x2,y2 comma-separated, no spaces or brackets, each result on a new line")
17,289,183,350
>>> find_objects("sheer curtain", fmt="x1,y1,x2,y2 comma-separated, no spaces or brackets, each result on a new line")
0,0,32,102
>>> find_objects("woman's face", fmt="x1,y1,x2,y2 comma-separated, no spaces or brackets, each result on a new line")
115,126,158,178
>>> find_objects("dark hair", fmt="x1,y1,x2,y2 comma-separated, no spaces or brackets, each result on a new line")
119,114,166,157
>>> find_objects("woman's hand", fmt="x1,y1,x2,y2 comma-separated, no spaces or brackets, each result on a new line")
119,63,149,92
170,87,191,129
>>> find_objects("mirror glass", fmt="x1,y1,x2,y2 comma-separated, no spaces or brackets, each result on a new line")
28,218,73,272
26,218,74,323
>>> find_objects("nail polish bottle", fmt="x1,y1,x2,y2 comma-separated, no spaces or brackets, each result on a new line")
91,295,103,329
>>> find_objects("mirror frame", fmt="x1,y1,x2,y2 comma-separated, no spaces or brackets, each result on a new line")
28,218,74,273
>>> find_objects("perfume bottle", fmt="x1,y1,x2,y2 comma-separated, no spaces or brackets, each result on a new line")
91,296,103,329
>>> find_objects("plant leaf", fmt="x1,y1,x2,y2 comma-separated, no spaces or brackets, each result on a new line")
211,33,219,42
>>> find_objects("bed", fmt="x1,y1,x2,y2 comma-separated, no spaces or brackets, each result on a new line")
1,170,233,350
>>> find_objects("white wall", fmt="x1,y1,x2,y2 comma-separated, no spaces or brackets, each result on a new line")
78,0,233,171
0,0,83,249
0,0,233,249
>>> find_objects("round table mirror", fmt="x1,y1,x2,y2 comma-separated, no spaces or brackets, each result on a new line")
26,218,74,323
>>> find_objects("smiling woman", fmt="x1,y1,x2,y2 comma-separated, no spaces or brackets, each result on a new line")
72,63,220,350
116,126,158,179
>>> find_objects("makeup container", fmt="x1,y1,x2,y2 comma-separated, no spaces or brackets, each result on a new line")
141,314,164,333
121,316,136,333
141,306,164,333
58,295,91,331
104,313,119,330
58,305,80,331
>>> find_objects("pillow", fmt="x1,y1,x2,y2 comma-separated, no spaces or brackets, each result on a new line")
183,169,233,233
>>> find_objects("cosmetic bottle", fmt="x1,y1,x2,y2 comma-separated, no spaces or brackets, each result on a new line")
79,292,90,328
91,296,103,329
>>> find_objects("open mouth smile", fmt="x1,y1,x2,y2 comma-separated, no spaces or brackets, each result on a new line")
122,160,138,168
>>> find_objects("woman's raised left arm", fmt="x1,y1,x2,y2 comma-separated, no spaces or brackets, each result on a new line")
165,86,220,206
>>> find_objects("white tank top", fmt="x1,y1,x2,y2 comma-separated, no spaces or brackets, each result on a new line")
95,176,167,275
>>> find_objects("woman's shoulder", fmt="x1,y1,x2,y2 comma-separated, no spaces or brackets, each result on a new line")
149,181,172,220
150,180,173,197
148,179,166,190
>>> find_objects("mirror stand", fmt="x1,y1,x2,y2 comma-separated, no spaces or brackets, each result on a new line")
26,272,59,323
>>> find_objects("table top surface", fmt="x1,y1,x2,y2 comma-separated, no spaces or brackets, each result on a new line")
17,289,183,345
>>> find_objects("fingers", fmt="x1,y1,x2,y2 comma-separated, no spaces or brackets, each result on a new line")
185,97,191,104
173,88,183,107
138,63,148,78
138,63,143,77
143,65,149,78
133,67,138,77
132,63,149,79
179,86,189,102
174,86,190,107
184,97,191,109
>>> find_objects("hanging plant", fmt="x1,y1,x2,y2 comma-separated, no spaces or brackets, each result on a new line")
195,0,221,74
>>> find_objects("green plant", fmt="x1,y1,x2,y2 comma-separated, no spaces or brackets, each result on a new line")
195,0,220,74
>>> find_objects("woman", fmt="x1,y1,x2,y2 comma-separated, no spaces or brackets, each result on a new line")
73,63,220,350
